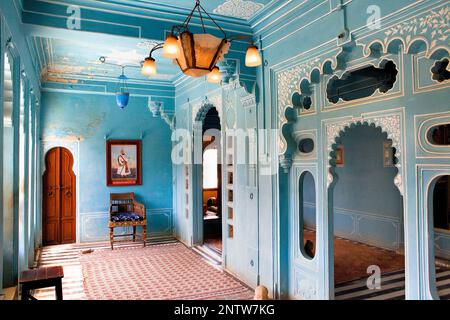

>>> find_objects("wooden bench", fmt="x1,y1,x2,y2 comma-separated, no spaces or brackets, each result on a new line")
19,266,64,300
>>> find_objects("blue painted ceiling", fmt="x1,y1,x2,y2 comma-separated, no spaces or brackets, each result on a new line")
24,0,275,86
33,36,180,84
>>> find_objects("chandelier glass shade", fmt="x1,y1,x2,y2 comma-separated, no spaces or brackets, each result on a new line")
175,31,230,77
141,57,157,76
207,66,221,84
162,35,180,59
245,45,263,68
141,0,261,83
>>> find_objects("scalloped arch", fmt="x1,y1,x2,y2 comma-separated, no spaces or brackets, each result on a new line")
325,114,404,195
407,37,429,54
194,102,218,123
429,47,450,60
363,40,386,57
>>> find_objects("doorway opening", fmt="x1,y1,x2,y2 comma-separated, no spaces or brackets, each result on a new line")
201,108,222,256
331,124,405,300
430,175,450,300
42,147,76,245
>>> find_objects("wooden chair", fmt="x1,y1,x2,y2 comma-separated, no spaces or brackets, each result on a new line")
109,192,147,250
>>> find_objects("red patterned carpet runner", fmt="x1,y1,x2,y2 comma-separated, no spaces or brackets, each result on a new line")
80,242,253,300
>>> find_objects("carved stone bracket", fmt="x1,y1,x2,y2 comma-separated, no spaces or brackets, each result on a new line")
148,100,176,131
161,109,176,131
325,112,404,195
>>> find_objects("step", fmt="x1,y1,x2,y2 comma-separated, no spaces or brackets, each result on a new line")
4,90,13,101
4,80,12,91
4,71,12,81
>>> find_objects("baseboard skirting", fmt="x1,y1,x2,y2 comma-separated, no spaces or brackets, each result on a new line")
79,208,173,243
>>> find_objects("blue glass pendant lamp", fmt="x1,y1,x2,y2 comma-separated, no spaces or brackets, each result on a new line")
99,56,134,109
116,68,129,109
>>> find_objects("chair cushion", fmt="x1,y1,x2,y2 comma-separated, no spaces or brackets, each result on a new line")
111,212,144,222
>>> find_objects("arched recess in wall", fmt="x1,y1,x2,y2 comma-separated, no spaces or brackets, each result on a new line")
427,124,450,146
427,175,450,300
327,122,405,299
299,171,316,260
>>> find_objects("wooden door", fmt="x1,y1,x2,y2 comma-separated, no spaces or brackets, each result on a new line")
43,147,76,245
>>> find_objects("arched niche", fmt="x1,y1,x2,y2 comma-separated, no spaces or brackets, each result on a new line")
298,171,317,260
427,124,450,146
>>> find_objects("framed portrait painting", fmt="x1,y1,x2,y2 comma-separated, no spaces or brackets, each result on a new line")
335,145,344,167
383,141,394,167
106,140,142,186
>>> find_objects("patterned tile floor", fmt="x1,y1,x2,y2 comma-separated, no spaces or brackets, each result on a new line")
34,238,252,300
335,268,450,300
33,235,450,300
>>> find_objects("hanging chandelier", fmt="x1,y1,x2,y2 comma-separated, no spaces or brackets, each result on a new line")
141,0,262,83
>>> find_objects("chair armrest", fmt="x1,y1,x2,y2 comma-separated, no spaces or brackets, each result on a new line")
133,201,146,217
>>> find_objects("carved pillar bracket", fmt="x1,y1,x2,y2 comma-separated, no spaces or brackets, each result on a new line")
148,99,176,131
161,109,176,131
279,154,293,174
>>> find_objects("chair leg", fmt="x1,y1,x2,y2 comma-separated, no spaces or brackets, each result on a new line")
55,279,63,300
142,225,147,247
110,227,114,250
133,226,136,242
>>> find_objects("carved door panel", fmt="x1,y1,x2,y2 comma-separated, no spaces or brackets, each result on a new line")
43,147,76,245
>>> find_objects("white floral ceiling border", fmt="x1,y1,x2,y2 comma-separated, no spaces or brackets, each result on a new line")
213,0,264,19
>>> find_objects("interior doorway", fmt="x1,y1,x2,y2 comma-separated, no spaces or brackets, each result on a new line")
331,124,405,300
201,108,222,256
42,147,76,245
430,175,450,300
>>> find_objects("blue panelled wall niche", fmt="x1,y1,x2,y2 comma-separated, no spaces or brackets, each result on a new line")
0,0,449,300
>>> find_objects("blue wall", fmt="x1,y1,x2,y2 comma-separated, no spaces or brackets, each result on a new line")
256,0,450,300
333,125,403,251
41,91,173,242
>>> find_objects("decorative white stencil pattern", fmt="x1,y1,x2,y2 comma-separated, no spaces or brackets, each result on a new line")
295,274,317,300
213,0,264,19
384,6,449,50
277,58,323,154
